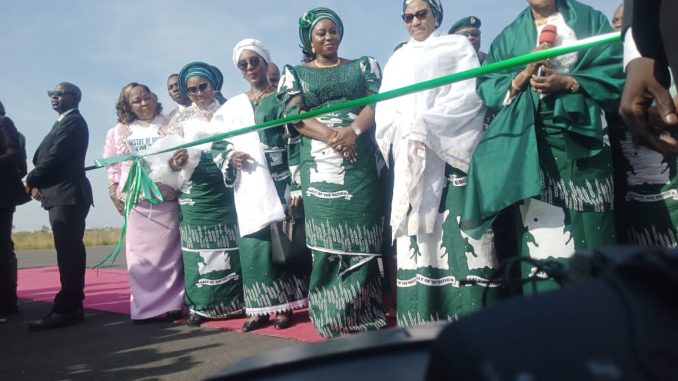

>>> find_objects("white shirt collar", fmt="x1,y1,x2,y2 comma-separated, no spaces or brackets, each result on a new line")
57,108,77,122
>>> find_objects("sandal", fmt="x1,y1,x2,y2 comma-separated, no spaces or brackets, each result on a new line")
242,315,269,332
273,311,292,330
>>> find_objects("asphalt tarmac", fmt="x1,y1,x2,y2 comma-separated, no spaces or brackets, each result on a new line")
1,246,300,381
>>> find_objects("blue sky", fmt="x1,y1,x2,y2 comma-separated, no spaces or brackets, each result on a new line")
0,0,620,231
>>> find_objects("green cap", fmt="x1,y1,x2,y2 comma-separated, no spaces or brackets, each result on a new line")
448,16,481,34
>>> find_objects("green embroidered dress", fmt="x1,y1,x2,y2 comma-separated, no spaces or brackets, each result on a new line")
375,31,499,327
212,93,309,316
461,0,624,290
169,102,244,318
279,56,386,338
610,118,678,247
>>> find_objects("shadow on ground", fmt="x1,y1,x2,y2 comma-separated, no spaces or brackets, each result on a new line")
1,300,297,381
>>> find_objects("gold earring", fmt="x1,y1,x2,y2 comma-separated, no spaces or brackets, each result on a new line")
311,46,316,54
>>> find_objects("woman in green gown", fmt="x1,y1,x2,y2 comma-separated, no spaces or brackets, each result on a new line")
210,39,309,332
461,0,625,291
277,7,386,338
168,62,244,326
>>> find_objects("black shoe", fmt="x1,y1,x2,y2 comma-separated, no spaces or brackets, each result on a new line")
273,312,292,330
29,309,84,331
242,315,269,332
132,310,182,324
165,310,183,321
0,306,18,323
186,313,206,327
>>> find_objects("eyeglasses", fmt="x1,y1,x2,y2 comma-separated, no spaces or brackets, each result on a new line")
456,30,481,38
186,82,210,95
237,56,262,71
47,90,74,98
402,9,429,24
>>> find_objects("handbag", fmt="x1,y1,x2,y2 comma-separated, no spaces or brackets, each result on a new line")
270,204,311,265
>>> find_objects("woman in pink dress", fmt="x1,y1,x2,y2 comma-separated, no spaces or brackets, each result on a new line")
103,82,185,322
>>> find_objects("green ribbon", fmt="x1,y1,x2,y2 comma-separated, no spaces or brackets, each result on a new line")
90,32,620,267
90,32,621,170
93,157,164,269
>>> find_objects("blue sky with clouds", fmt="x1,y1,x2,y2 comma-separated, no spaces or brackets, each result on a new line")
0,0,620,231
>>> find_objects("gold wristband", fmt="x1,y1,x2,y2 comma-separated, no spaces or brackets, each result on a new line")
328,130,339,144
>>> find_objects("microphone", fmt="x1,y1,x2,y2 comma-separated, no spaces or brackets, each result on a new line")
538,24,557,47
536,24,557,77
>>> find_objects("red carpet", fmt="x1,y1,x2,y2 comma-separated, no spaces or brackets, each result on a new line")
18,266,325,342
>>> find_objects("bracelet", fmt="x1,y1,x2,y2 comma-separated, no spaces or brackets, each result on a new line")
351,123,362,137
511,78,522,92
328,130,339,144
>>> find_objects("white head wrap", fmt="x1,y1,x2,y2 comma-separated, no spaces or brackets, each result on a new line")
232,38,272,68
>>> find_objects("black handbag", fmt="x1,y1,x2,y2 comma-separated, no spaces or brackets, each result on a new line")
270,205,311,265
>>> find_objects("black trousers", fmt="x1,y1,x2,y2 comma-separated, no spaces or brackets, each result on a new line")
48,204,89,313
0,207,17,312
660,0,678,84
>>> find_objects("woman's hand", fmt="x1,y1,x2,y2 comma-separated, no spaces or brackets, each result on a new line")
522,43,552,77
169,149,189,171
529,67,573,94
230,151,251,170
108,184,125,216
329,127,357,163
30,187,43,202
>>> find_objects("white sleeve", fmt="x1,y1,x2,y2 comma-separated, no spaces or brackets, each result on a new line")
623,27,642,71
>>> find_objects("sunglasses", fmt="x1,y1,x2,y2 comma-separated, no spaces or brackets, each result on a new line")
237,56,262,71
402,9,429,24
186,82,210,95
47,90,74,98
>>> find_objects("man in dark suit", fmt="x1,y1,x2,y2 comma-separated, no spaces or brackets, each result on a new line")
26,82,93,331
0,100,30,322
619,0,678,155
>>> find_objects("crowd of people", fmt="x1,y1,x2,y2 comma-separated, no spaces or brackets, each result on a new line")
1,0,676,341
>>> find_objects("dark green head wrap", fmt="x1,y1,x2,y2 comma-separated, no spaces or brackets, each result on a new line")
177,61,224,98
402,0,444,27
298,7,344,57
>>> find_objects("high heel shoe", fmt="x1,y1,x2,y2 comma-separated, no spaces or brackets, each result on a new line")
242,315,269,332
186,312,206,327
273,311,292,330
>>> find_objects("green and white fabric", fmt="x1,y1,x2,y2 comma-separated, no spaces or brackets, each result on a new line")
611,125,678,247
462,0,624,291
279,56,386,338
167,102,244,318
376,30,497,326
613,33,678,247
211,93,309,316
396,167,498,326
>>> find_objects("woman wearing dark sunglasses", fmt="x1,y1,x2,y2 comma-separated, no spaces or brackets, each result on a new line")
375,0,497,327
277,7,386,339
166,62,245,327
209,39,310,333
103,83,185,323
